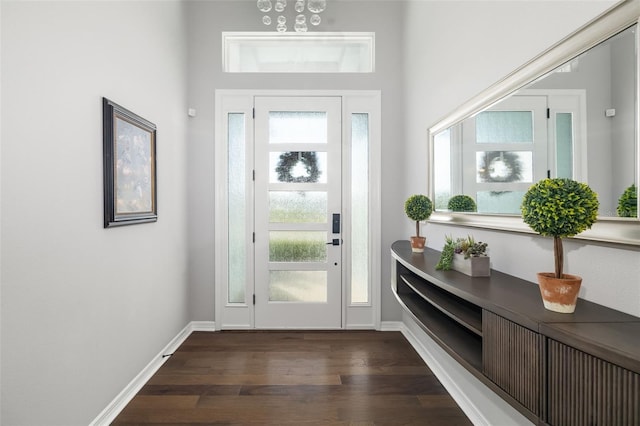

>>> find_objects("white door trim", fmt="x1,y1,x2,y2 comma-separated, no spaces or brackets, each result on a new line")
214,89,381,330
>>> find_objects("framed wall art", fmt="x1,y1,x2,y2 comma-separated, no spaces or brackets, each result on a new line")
103,97,157,228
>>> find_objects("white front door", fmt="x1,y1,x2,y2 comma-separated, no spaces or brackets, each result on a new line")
253,96,343,329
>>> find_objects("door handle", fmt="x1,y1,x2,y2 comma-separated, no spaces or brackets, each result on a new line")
326,238,341,246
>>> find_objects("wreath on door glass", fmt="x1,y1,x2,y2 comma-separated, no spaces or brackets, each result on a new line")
477,151,522,183
276,151,320,183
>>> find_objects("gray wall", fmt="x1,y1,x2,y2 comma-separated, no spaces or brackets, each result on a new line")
1,1,190,424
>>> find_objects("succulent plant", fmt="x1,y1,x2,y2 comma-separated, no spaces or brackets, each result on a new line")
436,235,488,270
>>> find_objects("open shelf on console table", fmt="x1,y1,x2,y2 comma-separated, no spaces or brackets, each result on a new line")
391,240,640,426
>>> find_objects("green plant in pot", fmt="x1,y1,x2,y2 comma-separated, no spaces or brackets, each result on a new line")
447,195,477,212
436,235,489,276
405,194,433,253
521,178,599,313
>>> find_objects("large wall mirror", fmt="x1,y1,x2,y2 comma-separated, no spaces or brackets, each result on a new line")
428,0,640,246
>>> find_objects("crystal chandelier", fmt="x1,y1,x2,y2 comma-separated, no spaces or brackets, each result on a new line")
257,0,327,32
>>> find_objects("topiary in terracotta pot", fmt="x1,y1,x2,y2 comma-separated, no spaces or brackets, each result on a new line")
405,194,433,253
521,178,599,313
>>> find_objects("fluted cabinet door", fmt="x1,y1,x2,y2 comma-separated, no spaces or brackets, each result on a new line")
547,339,640,426
482,310,542,416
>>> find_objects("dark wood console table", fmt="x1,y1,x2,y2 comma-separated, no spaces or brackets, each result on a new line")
391,240,640,426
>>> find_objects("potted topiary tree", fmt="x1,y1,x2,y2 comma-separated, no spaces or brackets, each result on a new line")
447,194,477,212
405,194,433,253
521,178,599,313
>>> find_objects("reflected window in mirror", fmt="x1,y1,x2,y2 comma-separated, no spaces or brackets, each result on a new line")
432,24,637,219
555,112,574,179
433,128,452,210
476,110,533,143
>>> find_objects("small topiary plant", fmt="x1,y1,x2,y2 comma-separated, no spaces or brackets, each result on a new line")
405,194,433,238
617,183,637,218
447,195,477,212
521,178,599,278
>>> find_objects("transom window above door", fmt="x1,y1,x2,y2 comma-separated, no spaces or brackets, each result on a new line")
222,32,375,73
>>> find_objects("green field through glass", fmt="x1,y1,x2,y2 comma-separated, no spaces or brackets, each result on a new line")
269,191,327,223
269,231,327,262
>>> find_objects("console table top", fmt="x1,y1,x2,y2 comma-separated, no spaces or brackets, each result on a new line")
392,240,640,372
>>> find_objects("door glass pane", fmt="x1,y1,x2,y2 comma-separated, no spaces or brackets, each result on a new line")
269,191,327,223
269,151,328,183
269,231,327,262
269,271,327,302
351,113,369,304
269,111,327,144
556,112,574,178
476,111,534,143
477,191,526,214
228,113,246,304
476,151,533,183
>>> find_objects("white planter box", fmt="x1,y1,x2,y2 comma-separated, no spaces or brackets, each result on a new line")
452,253,490,277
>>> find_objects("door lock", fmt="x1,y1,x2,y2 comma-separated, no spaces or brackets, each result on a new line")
332,213,341,234
326,238,341,246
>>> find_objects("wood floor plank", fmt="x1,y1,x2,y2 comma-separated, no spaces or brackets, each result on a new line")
147,374,342,386
122,395,200,410
112,331,471,425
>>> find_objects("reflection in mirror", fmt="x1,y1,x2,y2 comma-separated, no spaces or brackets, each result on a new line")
433,24,637,218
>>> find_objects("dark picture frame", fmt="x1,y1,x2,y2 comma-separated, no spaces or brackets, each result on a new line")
103,98,157,228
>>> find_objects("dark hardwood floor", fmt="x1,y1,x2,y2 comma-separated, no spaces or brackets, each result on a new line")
112,331,472,425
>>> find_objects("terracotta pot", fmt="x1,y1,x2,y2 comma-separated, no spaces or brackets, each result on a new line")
536,272,582,313
410,236,426,253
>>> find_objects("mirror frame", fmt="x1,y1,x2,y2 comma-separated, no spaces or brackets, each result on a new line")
428,0,640,247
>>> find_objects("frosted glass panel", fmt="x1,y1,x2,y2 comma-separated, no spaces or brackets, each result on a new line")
351,113,369,304
269,191,327,223
269,231,327,262
269,151,327,183
228,113,246,304
269,112,327,144
476,151,533,183
269,271,327,302
477,191,526,214
434,129,452,210
476,111,534,143
556,113,573,179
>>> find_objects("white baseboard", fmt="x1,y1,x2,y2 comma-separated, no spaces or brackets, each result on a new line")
379,320,404,331
89,321,216,426
190,320,217,332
